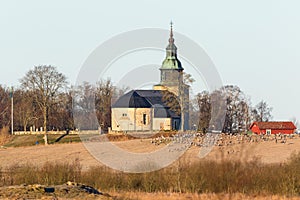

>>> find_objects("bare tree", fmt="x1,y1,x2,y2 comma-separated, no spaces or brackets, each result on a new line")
236,100,251,132
252,100,273,122
188,97,199,130
183,73,195,85
95,79,115,132
112,85,130,105
161,90,181,116
48,90,74,131
197,86,250,134
180,72,194,131
73,82,98,130
0,85,10,129
219,85,249,133
197,91,211,133
20,65,67,144
13,89,37,131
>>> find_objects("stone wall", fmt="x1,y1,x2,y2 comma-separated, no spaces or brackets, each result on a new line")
13,130,100,135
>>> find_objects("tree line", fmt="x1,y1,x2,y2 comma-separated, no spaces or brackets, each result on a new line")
0,65,123,133
0,65,273,134
195,85,273,133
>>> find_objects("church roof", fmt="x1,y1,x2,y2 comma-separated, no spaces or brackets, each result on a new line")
161,57,183,70
112,89,180,118
154,106,180,118
112,90,152,108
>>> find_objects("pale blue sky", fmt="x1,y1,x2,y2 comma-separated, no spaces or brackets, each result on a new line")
0,0,299,124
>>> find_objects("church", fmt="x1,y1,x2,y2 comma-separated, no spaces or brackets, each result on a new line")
111,24,189,132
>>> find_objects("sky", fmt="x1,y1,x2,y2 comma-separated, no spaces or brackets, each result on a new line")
0,0,299,125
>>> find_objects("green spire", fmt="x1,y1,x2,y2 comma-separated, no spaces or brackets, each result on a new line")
160,22,183,71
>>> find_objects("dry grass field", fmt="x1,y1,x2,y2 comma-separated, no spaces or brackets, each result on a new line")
0,134,299,170
110,192,300,200
0,133,300,199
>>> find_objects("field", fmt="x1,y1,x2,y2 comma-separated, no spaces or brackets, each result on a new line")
0,133,300,199
1,133,300,170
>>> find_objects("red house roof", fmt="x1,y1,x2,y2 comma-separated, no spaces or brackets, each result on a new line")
250,121,296,130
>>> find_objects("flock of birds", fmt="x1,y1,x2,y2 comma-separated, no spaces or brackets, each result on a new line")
150,132,300,149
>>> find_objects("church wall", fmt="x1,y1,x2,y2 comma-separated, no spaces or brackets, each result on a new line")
111,108,130,131
111,108,153,131
135,108,152,131
153,118,171,131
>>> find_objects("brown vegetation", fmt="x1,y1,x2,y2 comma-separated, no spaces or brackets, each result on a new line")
0,126,12,145
1,152,300,198
111,192,300,200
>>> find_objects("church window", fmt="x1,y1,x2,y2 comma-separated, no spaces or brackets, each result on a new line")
143,113,147,125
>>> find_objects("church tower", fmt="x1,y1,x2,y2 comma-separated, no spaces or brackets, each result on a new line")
154,23,189,130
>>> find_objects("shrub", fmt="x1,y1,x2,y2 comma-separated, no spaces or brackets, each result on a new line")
0,126,11,145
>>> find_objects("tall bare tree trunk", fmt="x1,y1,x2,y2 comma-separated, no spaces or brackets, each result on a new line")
20,65,67,145
43,105,48,145
23,121,27,132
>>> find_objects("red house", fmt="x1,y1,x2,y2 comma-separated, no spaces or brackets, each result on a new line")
249,121,297,135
